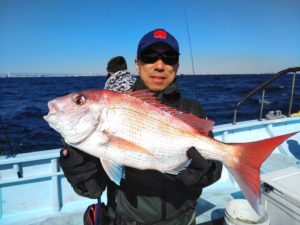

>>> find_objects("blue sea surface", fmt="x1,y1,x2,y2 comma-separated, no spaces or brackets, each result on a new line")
0,74,299,155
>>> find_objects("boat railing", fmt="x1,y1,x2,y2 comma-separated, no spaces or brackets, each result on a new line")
0,149,95,223
233,67,300,124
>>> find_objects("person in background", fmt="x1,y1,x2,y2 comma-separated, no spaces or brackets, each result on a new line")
59,28,222,225
104,56,136,92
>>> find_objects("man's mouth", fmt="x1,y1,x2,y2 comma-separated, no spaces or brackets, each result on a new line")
150,75,166,83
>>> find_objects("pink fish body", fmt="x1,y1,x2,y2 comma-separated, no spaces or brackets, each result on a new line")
44,89,297,213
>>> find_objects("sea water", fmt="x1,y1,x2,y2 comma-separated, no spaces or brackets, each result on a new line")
0,74,299,154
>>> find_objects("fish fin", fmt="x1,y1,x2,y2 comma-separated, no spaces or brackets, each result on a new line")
228,131,298,214
123,90,214,136
100,158,124,185
108,136,155,157
165,159,191,175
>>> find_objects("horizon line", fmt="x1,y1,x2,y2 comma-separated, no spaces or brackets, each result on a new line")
0,72,286,78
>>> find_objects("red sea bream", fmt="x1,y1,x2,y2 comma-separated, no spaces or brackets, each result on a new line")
43,89,297,213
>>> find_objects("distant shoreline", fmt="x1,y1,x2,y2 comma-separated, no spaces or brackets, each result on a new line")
0,74,104,78
0,73,288,78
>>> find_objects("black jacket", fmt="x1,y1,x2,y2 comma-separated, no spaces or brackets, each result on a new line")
105,78,222,224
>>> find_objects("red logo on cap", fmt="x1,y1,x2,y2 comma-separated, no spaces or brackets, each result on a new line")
153,29,167,39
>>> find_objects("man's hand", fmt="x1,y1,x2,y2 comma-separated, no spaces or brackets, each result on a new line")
177,147,211,186
59,145,109,198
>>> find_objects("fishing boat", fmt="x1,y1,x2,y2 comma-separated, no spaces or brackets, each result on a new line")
0,67,299,225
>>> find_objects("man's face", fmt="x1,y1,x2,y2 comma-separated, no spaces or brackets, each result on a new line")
135,43,179,92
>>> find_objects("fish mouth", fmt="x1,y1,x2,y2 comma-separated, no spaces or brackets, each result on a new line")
43,101,59,121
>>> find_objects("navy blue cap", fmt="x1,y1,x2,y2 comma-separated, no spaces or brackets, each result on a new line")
137,29,180,56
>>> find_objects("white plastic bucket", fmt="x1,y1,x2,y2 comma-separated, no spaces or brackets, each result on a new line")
224,199,269,225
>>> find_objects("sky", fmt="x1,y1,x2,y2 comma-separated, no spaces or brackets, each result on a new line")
0,0,299,75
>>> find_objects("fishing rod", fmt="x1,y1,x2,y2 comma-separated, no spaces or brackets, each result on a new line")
183,4,198,100
183,6,195,76
0,117,16,157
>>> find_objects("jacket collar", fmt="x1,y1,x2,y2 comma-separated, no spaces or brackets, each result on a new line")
132,77,181,101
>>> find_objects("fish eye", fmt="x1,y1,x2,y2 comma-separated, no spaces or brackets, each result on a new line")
74,94,87,105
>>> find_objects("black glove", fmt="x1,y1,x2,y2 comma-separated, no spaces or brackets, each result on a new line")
177,147,211,186
59,145,109,198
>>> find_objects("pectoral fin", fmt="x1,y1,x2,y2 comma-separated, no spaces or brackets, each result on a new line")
100,136,155,184
100,158,124,185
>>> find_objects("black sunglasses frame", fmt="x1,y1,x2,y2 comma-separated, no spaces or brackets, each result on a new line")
138,52,179,66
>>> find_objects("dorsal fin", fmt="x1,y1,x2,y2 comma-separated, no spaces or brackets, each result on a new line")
123,90,214,136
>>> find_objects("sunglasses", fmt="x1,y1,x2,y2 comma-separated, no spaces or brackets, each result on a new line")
139,52,179,65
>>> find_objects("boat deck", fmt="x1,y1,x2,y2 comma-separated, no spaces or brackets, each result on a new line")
1,116,300,225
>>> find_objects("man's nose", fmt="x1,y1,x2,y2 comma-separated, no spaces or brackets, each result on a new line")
154,59,165,71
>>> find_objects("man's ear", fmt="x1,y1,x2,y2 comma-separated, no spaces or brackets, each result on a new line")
135,58,140,74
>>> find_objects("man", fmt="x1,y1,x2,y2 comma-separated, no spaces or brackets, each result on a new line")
59,29,222,225
104,56,136,92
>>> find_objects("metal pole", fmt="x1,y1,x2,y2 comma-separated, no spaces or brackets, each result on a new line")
259,89,265,121
233,109,237,124
288,72,296,116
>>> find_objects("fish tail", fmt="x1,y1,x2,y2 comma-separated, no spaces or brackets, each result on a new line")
228,132,297,213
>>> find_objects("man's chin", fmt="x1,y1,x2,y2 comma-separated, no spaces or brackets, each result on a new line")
148,85,167,92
